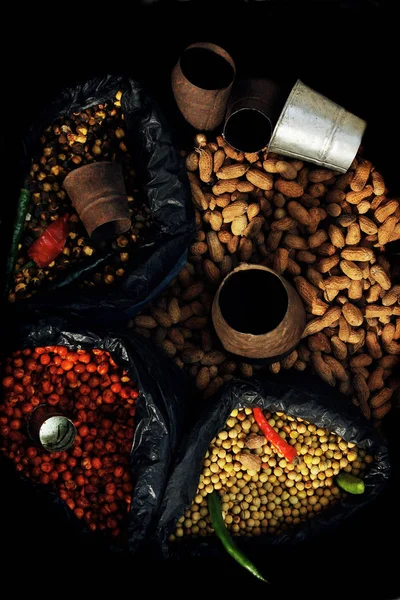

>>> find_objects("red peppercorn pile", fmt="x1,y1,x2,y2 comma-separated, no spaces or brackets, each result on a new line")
0,346,139,539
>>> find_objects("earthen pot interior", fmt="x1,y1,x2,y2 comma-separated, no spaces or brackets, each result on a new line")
212,263,306,360
171,42,236,131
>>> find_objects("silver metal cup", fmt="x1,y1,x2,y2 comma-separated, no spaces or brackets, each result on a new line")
28,405,77,452
268,80,367,173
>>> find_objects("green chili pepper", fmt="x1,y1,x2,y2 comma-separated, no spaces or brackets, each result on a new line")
5,187,31,294
207,491,268,583
336,472,365,495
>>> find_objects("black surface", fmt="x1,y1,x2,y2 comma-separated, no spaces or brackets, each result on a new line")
1,1,399,598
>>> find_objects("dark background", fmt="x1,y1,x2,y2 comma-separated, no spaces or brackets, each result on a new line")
1,1,399,598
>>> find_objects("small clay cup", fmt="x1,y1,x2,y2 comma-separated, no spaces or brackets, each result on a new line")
223,78,284,153
171,42,236,130
212,264,306,361
63,161,131,242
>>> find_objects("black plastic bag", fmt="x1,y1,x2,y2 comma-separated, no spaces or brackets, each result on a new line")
7,75,194,321
156,371,390,557
0,315,190,552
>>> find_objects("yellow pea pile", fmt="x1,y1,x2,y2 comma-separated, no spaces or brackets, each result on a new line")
171,408,372,540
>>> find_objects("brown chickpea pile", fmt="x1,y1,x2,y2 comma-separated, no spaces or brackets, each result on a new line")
11,90,152,302
171,408,372,540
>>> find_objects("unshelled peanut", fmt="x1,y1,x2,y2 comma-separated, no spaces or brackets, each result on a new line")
131,134,399,426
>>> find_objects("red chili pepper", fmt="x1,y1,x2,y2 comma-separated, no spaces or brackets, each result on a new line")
253,407,298,463
28,214,69,268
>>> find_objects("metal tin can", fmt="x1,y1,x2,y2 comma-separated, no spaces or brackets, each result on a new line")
28,405,77,452
268,79,367,173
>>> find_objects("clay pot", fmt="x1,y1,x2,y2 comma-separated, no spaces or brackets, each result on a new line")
223,78,284,153
212,264,306,361
63,162,131,242
171,42,236,130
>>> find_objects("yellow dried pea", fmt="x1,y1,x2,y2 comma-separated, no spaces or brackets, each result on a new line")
173,409,370,540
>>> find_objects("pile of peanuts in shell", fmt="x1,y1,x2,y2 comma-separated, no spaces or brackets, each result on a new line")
10,90,152,302
170,407,372,540
131,132,400,427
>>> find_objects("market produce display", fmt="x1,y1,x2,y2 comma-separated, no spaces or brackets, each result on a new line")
0,346,138,538
9,90,151,302
171,407,371,540
132,133,400,425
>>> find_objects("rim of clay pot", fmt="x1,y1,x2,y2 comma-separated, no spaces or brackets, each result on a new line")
212,263,306,360
179,42,236,92
223,107,273,153
223,78,284,153
63,160,127,190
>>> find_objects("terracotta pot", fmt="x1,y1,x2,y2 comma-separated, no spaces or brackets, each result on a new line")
223,78,284,153
63,161,131,242
171,42,236,130
212,264,306,361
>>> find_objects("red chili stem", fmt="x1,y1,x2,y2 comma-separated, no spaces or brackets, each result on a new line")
253,407,298,463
